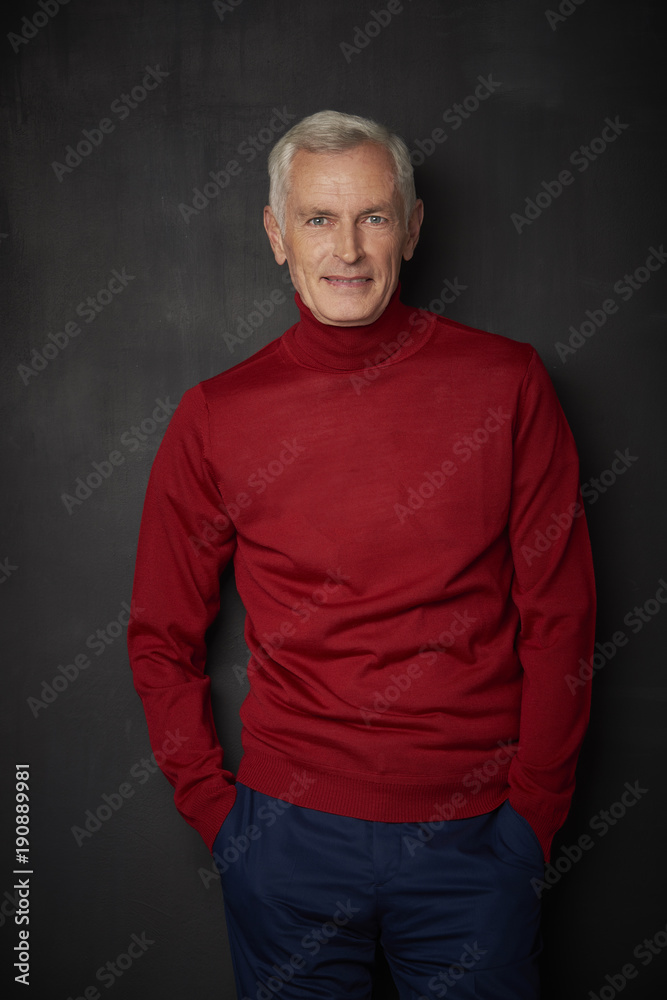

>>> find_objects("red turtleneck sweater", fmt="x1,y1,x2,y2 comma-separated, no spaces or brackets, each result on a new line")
128,286,595,862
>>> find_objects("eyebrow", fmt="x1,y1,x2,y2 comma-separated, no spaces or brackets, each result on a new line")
296,205,395,221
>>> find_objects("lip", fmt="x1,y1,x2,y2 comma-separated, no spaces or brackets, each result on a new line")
322,276,372,284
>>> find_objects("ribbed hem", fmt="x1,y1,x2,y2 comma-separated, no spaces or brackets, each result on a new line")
236,748,510,826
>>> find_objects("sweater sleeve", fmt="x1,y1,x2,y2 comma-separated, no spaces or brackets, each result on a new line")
127,384,238,851
506,349,596,862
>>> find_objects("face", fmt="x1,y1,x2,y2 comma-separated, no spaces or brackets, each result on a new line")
264,143,423,326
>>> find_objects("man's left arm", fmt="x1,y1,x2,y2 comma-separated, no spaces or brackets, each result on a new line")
507,348,596,863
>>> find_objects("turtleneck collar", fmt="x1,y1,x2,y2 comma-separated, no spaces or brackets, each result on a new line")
280,283,435,373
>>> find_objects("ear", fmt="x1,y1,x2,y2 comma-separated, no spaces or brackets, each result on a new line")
402,199,424,262
264,206,287,265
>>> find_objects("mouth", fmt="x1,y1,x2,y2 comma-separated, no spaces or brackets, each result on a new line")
322,276,372,286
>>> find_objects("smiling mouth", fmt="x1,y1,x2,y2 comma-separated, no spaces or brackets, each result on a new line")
323,277,372,285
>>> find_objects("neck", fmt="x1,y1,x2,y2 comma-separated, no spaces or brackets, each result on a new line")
283,283,433,373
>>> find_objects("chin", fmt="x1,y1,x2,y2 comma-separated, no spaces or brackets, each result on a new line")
321,306,378,326
317,294,382,326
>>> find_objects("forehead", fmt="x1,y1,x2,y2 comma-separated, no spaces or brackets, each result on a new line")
286,143,399,208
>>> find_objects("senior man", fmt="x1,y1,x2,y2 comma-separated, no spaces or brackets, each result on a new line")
128,110,596,999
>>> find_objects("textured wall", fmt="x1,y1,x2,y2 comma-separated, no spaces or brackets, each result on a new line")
1,1,665,997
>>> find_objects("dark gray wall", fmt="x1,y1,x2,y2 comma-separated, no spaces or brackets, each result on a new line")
1,1,666,997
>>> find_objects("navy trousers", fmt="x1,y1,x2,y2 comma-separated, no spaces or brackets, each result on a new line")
213,782,544,1000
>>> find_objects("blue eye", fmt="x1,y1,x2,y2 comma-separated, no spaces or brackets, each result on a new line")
367,216,385,224
309,217,327,225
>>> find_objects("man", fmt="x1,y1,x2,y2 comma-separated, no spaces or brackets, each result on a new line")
128,110,596,999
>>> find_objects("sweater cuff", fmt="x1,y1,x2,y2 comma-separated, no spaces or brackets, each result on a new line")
180,779,238,852
508,794,564,864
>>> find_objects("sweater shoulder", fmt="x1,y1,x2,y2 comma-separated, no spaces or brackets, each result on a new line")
194,332,292,403
429,312,536,373
187,312,538,411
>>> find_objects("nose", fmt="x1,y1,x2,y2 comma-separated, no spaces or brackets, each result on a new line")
333,221,364,264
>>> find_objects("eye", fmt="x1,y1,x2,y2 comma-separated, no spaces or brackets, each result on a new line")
367,216,386,224
308,217,328,226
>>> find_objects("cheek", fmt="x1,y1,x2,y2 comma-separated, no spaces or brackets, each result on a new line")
380,250,400,275
288,254,313,287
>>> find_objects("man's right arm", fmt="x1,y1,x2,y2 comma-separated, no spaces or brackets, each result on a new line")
127,383,238,851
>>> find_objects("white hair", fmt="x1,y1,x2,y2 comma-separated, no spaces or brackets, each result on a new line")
267,109,416,233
